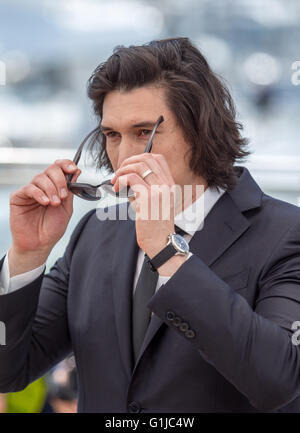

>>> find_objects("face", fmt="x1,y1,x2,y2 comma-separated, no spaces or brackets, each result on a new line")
101,85,204,189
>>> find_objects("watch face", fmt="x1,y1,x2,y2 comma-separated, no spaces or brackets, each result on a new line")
172,234,189,253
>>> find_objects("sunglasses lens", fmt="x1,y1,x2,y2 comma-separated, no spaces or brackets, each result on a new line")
100,182,117,197
100,181,135,199
69,181,135,201
70,185,102,201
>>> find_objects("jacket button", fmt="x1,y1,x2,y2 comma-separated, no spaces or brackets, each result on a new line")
128,401,141,413
185,329,196,339
166,311,175,321
173,316,182,327
179,322,189,332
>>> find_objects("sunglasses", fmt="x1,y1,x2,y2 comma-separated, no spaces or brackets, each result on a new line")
66,115,164,201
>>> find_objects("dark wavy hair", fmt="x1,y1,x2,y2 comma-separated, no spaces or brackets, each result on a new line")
87,37,250,191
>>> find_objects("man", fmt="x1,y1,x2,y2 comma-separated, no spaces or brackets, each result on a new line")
1,37,300,413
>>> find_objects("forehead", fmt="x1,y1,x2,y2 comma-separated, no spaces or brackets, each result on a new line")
102,86,169,128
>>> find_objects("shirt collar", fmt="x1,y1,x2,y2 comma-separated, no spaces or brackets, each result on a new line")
174,186,226,236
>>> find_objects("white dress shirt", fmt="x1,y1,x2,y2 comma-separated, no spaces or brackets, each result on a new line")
0,186,225,296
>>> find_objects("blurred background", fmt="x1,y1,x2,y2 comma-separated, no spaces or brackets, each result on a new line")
0,0,300,412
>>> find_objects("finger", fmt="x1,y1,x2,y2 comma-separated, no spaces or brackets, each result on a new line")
112,162,155,184
151,153,173,178
31,173,62,205
45,163,75,200
117,153,165,178
20,184,51,206
71,169,82,183
115,155,171,186
113,172,149,193
58,168,82,202
54,159,78,174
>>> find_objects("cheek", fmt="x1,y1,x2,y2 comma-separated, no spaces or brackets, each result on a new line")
167,153,181,174
106,146,118,170
166,151,187,185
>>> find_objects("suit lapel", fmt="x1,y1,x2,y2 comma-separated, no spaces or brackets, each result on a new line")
188,192,251,266
111,204,139,380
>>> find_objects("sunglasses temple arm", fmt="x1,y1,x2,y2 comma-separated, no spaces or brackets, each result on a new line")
66,126,101,186
143,115,164,153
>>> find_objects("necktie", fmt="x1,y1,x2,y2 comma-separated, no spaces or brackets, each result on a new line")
132,225,186,363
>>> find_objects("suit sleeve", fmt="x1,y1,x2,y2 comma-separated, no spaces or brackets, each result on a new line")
0,209,95,392
148,220,300,411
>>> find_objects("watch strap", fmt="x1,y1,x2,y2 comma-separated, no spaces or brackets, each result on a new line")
148,243,178,272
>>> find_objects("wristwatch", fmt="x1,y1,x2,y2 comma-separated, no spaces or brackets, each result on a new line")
148,233,189,272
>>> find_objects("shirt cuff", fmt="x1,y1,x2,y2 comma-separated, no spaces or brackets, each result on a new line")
156,252,193,288
0,252,46,295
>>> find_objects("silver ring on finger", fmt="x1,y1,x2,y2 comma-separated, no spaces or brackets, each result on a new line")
141,169,153,180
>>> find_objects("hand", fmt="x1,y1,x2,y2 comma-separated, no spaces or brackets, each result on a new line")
9,159,81,256
111,153,176,259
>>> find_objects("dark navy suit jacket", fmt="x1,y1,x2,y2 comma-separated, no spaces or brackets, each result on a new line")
1,166,300,412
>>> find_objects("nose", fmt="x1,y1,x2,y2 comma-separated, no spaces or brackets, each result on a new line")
116,136,140,169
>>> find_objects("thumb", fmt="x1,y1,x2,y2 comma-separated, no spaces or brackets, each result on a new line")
64,169,82,208
71,169,82,183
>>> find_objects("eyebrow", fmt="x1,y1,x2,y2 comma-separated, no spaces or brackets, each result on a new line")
100,121,159,132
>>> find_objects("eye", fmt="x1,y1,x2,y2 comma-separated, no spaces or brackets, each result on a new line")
139,129,151,137
105,131,120,138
